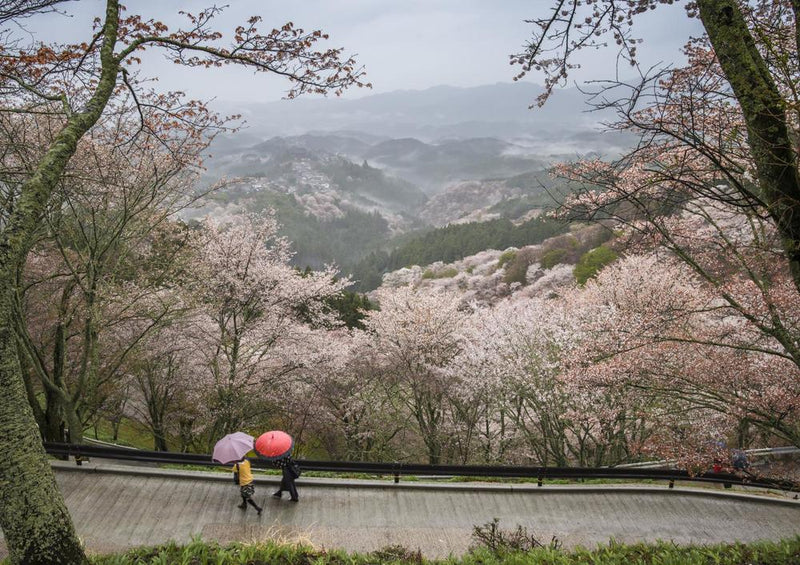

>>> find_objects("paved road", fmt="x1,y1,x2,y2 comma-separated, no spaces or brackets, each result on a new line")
2,462,799,559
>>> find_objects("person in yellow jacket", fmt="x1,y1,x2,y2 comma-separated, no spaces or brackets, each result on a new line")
232,457,262,515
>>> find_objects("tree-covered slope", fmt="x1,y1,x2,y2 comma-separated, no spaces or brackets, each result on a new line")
347,216,568,290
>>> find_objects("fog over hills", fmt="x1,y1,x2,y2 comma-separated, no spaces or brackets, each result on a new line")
208,133,547,195
197,82,632,273
206,82,632,194
214,82,629,151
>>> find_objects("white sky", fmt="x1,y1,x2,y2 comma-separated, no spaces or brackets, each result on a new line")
26,1,704,103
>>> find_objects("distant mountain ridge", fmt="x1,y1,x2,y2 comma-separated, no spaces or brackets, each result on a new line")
209,132,549,195
214,82,629,148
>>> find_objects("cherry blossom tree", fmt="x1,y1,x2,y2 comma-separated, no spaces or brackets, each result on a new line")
188,213,349,448
456,296,651,466
520,0,800,467
0,2,367,561
566,249,800,465
364,287,469,464
19,243,189,443
520,1,800,291
447,305,518,463
10,113,204,445
296,329,406,461
125,315,207,451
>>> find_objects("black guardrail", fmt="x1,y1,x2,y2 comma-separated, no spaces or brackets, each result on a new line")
43,442,800,493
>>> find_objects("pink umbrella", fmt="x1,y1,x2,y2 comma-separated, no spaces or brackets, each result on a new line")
255,430,293,461
212,432,255,464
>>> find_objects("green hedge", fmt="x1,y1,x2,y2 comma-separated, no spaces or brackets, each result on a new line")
79,537,800,565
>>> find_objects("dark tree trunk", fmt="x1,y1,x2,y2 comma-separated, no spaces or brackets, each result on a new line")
153,432,168,452
42,390,65,443
699,0,800,292
0,283,87,564
0,2,121,562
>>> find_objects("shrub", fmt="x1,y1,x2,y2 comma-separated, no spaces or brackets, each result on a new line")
574,246,618,285
470,518,561,556
435,267,459,279
81,535,800,565
540,248,568,269
369,544,423,564
422,267,459,279
503,259,529,285
497,250,517,268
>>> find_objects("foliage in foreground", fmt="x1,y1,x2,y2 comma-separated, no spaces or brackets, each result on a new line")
76,535,800,565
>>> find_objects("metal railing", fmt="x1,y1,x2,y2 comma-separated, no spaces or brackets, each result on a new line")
613,446,800,469
43,442,800,493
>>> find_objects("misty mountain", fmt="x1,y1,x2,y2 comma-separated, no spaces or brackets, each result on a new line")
209,132,550,195
214,82,626,148
252,134,374,159
206,137,427,216
195,82,634,273
362,136,545,192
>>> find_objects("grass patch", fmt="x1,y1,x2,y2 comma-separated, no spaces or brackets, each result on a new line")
72,535,800,565
86,417,163,451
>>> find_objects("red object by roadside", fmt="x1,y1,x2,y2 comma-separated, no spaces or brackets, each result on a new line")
254,430,293,461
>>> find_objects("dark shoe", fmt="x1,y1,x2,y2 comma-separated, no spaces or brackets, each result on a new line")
256,507,263,516
272,491,282,498
237,503,247,510
290,497,299,502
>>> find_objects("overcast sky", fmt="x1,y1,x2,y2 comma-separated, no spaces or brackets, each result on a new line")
27,1,704,103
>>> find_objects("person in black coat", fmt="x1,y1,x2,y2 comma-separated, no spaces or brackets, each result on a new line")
272,455,300,502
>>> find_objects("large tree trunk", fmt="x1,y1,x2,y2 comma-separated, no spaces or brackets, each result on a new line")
0,281,87,565
0,2,121,562
699,0,800,291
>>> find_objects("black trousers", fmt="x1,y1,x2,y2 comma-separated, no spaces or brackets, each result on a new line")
276,467,299,500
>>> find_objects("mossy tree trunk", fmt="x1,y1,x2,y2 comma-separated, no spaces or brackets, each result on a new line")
0,2,121,562
0,283,87,565
699,0,800,292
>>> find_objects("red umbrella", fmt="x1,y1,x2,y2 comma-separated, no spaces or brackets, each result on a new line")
254,430,293,461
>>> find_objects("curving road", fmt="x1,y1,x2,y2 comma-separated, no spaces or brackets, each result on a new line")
1,461,799,559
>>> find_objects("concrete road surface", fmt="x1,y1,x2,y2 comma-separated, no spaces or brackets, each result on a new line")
1,461,799,559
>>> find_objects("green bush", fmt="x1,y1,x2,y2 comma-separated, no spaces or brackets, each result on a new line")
436,267,459,279
80,536,800,565
574,246,618,285
423,267,460,280
503,257,529,286
497,250,517,269
540,248,568,270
